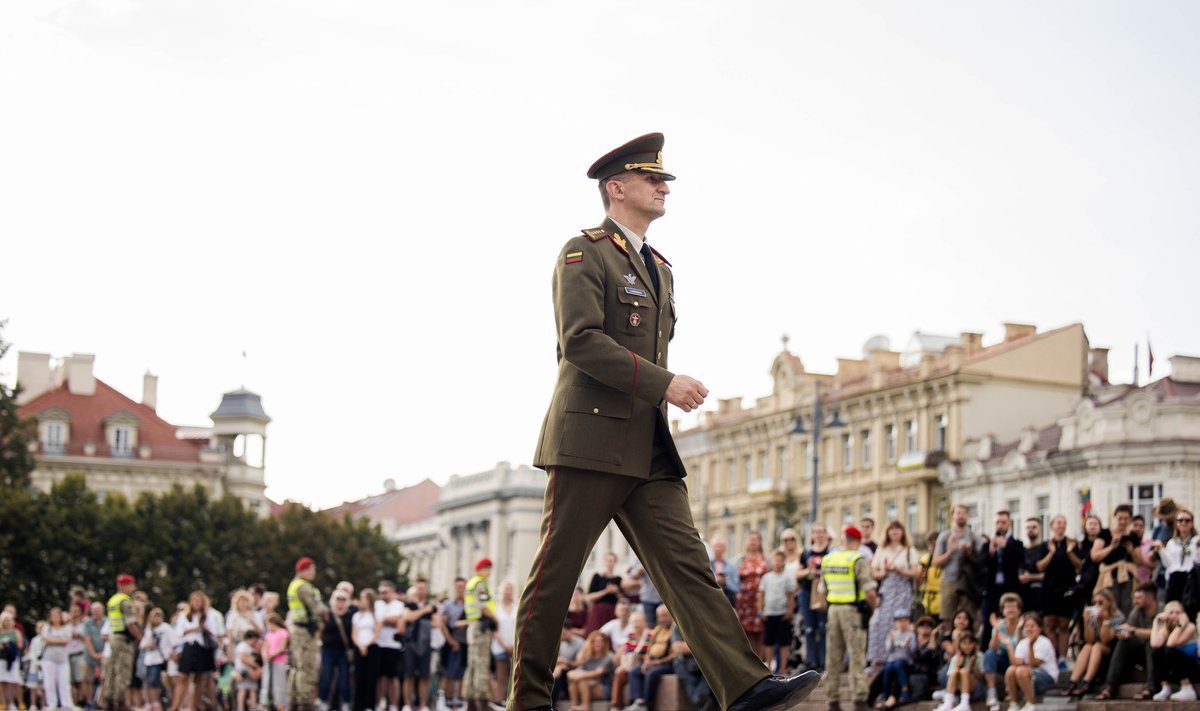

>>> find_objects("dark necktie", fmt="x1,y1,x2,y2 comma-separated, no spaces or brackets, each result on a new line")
640,243,660,297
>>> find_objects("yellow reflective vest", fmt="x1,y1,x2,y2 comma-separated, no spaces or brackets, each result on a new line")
107,592,131,633
464,575,494,621
287,577,313,622
821,549,865,604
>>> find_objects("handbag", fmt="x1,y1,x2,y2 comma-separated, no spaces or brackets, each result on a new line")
331,613,354,663
809,578,828,611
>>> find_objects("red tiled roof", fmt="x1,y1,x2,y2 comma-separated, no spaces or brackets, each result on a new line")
322,479,441,528
18,379,204,462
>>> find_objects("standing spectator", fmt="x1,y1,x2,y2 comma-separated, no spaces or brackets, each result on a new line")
734,531,768,660
877,610,916,709
709,537,740,608
490,581,517,706
1003,614,1057,711
1070,586,1123,696
868,522,920,666
583,553,623,635
439,579,468,709
172,592,218,711
139,607,177,711
801,526,830,672
622,558,662,624
463,559,496,711
620,606,675,711
566,632,613,711
66,605,88,709
1131,516,1157,584
860,519,878,557
401,579,437,711
320,591,354,711
0,612,26,711
82,602,105,709
758,550,797,673
26,620,47,711
934,632,984,711
226,590,263,652
70,588,92,619
1090,504,1145,613
918,532,942,622
234,629,265,711
1017,519,1046,617
982,593,1022,711
599,598,632,655
1156,508,1200,615
41,608,73,710
564,587,588,635
102,574,142,711
375,581,406,711
1035,515,1079,660
934,505,980,626
1150,600,1199,701
1096,582,1158,701
779,528,803,577
263,614,290,711
352,589,380,711
979,511,1024,649
822,525,880,711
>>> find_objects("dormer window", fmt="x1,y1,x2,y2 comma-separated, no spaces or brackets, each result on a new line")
112,426,133,457
103,410,140,459
37,406,72,456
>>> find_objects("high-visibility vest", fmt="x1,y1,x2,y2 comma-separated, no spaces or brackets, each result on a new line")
107,592,131,633
287,577,312,622
822,549,865,604
464,575,494,621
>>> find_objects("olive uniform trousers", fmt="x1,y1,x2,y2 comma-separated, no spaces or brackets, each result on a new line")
824,604,868,703
102,634,134,709
507,458,769,711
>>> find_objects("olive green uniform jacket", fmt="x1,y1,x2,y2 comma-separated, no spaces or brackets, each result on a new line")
533,217,684,477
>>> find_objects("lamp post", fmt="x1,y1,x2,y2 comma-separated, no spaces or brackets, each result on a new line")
788,380,846,525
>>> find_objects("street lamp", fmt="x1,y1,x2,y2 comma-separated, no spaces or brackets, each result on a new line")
788,380,846,525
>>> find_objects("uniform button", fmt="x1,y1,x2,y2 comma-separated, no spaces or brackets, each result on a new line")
657,352,662,359
634,301,639,307
658,331,662,338
593,408,599,414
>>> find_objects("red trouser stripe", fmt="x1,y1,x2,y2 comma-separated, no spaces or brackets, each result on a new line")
513,468,557,710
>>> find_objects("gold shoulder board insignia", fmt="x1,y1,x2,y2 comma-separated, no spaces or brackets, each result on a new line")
582,228,606,241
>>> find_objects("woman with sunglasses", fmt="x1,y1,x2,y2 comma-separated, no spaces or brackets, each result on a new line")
1155,509,1200,617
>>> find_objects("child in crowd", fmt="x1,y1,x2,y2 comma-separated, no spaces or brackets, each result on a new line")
758,550,797,674
24,621,47,711
235,629,265,711
566,631,614,711
877,610,916,709
139,607,177,711
610,611,650,709
264,614,289,711
910,617,943,701
936,632,984,711
1004,613,1057,711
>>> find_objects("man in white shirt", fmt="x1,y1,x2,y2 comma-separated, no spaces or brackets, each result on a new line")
375,582,407,711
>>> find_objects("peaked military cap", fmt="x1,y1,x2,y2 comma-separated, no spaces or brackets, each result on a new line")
587,132,676,182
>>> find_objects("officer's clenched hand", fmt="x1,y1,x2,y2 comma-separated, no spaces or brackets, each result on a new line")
665,375,708,412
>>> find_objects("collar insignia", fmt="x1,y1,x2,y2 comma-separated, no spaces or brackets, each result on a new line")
623,273,637,285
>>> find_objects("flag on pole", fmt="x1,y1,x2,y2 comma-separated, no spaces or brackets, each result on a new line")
1147,335,1155,379
1080,487,1092,528
1133,342,1140,387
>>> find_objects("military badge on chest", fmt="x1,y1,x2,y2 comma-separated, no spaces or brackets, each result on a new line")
629,313,641,327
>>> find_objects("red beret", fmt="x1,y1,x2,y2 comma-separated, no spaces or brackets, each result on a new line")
116,574,136,585
474,557,493,571
295,557,314,573
843,525,863,541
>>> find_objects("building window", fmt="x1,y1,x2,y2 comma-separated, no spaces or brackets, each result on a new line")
886,499,897,524
758,451,768,479
743,454,752,487
777,447,788,481
1130,484,1164,523
1036,495,1050,531
907,497,919,535
885,425,896,463
1006,499,1021,524
842,433,853,472
112,426,133,457
842,506,854,525
803,441,813,478
41,422,66,455
905,419,917,452
862,503,873,521
935,413,948,451
726,459,736,492
861,429,872,467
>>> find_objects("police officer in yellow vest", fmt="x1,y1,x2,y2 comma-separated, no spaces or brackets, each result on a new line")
821,526,879,711
463,558,496,711
102,574,141,711
287,557,328,711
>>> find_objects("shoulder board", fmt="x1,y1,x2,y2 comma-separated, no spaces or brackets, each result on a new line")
582,227,630,256
582,227,607,241
648,245,672,267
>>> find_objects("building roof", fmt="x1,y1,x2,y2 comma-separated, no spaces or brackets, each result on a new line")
210,388,271,422
321,478,441,529
18,379,205,462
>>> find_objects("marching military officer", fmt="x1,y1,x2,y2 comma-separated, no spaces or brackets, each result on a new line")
506,133,821,711
287,557,327,711
464,558,497,711
821,526,879,711
102,574,141,711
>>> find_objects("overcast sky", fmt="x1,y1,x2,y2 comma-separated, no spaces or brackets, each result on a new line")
2,0,1197,508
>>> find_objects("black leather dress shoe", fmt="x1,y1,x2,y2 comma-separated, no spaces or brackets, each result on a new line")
727,671,822,711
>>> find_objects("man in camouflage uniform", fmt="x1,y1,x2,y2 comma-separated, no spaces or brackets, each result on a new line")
822,526,879,711
102,574,141,711
287,557,328,711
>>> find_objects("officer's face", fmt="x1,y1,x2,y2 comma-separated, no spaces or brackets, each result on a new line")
616,173,669,221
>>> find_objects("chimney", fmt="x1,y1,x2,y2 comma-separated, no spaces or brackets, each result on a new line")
64,353,96,396
142,371,158,411
1088,347,1110,383
1169,355,1200,384
959,332,983,357
15,351,52,405
1003,322,1037,342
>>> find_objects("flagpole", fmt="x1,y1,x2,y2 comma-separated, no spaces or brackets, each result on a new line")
1133,342,1140,387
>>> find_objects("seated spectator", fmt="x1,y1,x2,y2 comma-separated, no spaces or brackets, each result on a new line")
551,623,586,705
1066,589,1122,697
936,610,973,688
609,610,651,709
984,593,1023,711
1003,613,1057,711
1096,582,1157,701
935,632,984,711
671,626,717,711
620,606,675,711
1150,601,1200,701
599,598,633,655
566,631,614,711
909,617,942,702
233,629,264,711
877,610,916,709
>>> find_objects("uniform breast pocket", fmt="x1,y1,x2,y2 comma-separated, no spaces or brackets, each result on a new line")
557,385,632,465
616,288,653,338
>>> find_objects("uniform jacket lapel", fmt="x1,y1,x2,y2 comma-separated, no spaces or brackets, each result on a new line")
601,217,659,305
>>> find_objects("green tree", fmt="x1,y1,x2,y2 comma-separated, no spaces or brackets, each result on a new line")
0,322,36,490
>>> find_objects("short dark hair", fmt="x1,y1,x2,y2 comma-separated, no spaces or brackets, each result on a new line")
414,577,428,585
378,580,394,590
1133,514,1146,523
959,631,978,644
598,172,634,210
860,517,875,526
455,577,467,585
996,510,1011,519
1137,582,1158,596
915,616,937,630
1025,517,1040,525
1114,504,1134,517
243,629,261,640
